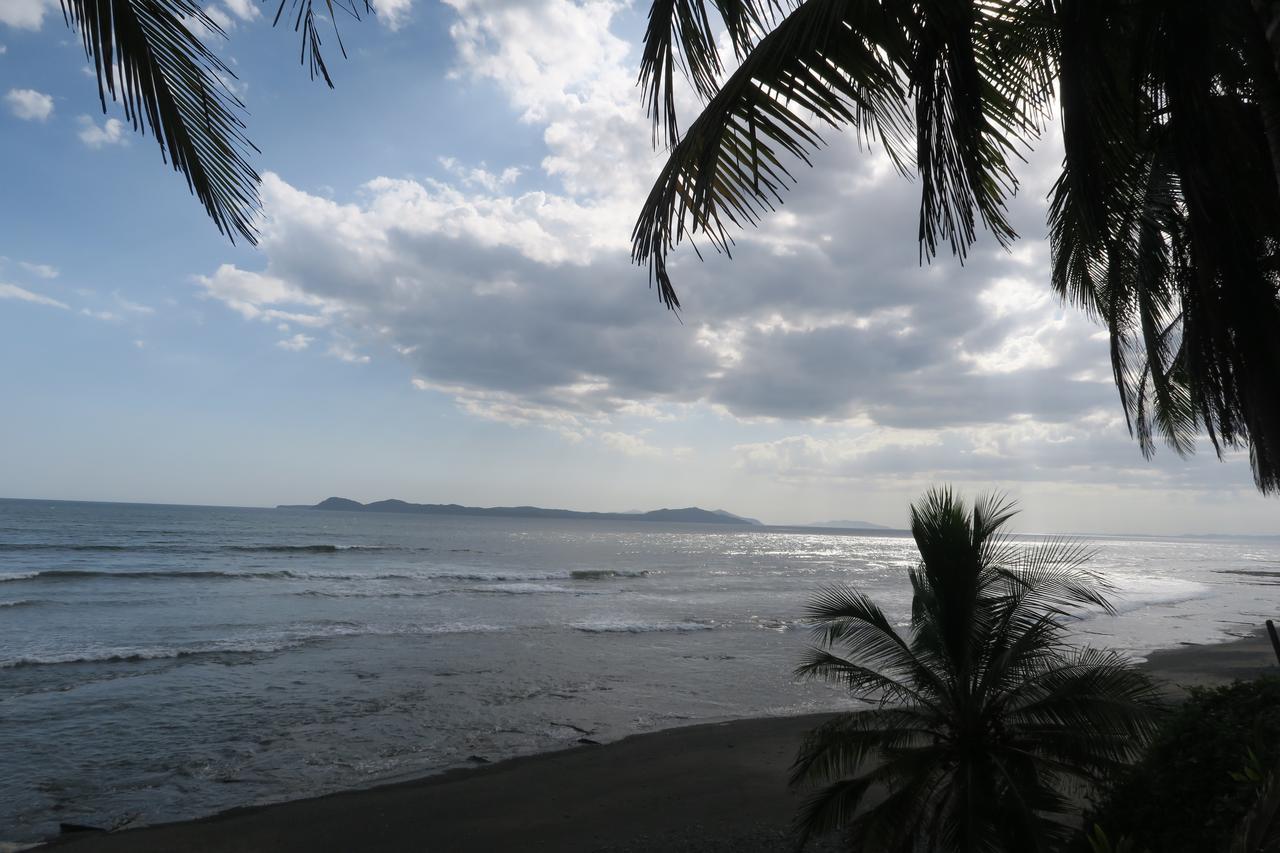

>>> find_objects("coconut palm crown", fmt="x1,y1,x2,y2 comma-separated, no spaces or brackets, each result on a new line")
790,488,1162,851
633,0,1280,495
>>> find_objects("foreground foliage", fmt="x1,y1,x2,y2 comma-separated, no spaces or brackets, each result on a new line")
634,0,1280,494
1084,676,1280,853
791,488,1161,851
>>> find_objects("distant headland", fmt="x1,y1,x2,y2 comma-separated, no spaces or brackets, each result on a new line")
278,497,763,526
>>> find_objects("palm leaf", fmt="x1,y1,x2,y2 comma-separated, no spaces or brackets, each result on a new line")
63,0,260,244
638,0,783,148
632,0,913,309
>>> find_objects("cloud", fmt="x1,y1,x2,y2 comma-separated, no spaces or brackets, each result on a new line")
78,116,128,148
18,261,57,279
0,282,67,309
277,333,313,351
191,0,1225,493
439,156,521,192
5,88,53,121
114,292,155,314
598,430,664,458
204,3,235,31
373,0,412,30
221,0,260,21
0,0,58,29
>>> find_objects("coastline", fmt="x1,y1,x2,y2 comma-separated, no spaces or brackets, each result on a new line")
44,631,1279,853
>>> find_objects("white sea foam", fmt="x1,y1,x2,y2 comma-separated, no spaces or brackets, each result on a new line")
570,620,715,634
1108,577,1212,614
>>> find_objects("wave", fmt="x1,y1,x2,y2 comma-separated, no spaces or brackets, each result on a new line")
468,583,578,595
294,590,444,599
0,542,415,555
0,569,418,584
0,569,292,583
1,644,288,669
571,620,715,634
569,570,649,580
426,571,563,582
1071,577,1213,620
0,599,41,608
0,622,509,669
225,545,411,554
0,543,131,552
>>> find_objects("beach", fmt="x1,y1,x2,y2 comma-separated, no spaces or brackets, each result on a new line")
46,631,1278,853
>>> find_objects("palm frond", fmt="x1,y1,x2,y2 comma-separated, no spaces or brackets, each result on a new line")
273,0,373,88
638,0,783,148
632,0,912,309
793,489,1161,848
63,0,261,244
794,646,936,707
789,707,936,787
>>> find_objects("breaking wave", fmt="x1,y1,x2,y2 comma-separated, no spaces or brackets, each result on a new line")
569,570,649,580
0,569,417,584
571,620,715,634
0,622,509,669
0,542,413,554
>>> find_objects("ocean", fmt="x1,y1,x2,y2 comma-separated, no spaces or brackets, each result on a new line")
1,498,1275,841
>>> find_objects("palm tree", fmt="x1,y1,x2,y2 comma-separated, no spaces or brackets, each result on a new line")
790,488,1161,851
633,1,1280,494
55,0,372,245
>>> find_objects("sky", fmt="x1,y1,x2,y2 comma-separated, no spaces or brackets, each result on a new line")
1,0,1277,534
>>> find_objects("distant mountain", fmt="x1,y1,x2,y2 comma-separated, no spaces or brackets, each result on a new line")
278,497,759,526
712,509,764,526
804,519,892,530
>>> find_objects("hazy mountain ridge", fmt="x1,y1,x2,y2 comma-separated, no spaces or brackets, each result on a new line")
279,497,761,526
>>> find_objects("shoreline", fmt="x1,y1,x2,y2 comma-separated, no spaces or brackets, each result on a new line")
43,630,1279,852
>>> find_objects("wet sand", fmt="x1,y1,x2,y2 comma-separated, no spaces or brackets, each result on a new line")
47,631,1279,853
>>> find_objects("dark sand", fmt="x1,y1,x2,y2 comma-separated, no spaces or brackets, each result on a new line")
48,632,1280,853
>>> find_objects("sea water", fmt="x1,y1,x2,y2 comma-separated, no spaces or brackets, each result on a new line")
1,498,1275,840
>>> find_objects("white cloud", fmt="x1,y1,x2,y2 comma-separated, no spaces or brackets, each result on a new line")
0,282,67,309
328,339,370,364
0,45,9,55
5,88,53,121
189,0,1247,498
78,116,127,148
221,0,260,21
598,431,664,458
81,308,122,322
439,156,522,192
204,4,235,31
195,263,336,326
277,333,313,351
373,0,412,30
0,0,58,30
114,293,155,314
18,261,57,279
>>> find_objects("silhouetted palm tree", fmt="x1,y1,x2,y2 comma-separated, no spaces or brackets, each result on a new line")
633,1,1280,494
57,0,370,245
790,488,1160,851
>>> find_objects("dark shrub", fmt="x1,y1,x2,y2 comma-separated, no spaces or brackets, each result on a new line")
1084,676,1280,852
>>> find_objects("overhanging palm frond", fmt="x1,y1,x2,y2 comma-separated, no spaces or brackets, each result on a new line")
63,0,261,244
632,0,913,309
638,0,784,148
273,0,373,87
